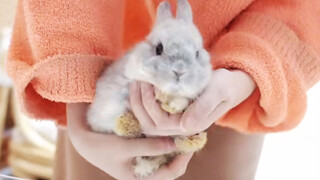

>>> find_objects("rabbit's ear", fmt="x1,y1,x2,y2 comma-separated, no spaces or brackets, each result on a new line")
176,0,192,22
156,1,172,24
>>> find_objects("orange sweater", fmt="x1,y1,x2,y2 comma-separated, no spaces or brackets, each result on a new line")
7,0,320,133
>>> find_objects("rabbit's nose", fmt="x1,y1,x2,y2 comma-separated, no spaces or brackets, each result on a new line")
173,70,185,78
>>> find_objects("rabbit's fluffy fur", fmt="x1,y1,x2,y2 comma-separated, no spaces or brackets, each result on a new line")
87,0,212,177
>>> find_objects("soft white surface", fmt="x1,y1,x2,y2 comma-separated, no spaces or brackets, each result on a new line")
256,82,320,180
0,68,11,87
12,118,57,145
0,27,12,87
29,119,58,143
1,28,11,51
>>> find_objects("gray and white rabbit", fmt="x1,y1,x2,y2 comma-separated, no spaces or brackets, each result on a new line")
87,0,212,177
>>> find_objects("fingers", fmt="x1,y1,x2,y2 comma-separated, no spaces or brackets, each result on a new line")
187,101,229,135
140,82,182,130
140,82,167,124
149,153,194,180
181,85,223,130
130,82,185,136
130,82,182,135
206,101,230,127
125,137,177,157
142,128,188,137
165,153,193,176
130,82,156,129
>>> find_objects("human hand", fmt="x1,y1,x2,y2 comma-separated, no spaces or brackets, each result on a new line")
67,103,193,180
130,69,255,136
180,69,256,134
130,82,186,136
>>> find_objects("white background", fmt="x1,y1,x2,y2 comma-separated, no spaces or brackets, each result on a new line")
256,82,320,180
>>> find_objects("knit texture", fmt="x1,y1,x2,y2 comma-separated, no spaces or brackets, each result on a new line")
7,0,320,132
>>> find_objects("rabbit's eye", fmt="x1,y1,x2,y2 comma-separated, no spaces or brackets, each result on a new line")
156,43,163,55
196,51,199,58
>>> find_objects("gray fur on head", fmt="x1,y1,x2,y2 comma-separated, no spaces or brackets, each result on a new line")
177,0,193,22
156,1,173,24
157,0,193,24
126,0,212,98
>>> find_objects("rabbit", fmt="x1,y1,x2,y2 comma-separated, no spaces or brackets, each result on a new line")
87,0,212,177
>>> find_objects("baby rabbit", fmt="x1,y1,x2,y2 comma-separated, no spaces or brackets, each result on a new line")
87,0,212,177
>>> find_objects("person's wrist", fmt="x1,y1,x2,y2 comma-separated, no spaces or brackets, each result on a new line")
225,69,256,107
210,68,256,110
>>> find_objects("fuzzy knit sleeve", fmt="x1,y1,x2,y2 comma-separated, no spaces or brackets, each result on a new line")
212,0,320,133
6,0,125,124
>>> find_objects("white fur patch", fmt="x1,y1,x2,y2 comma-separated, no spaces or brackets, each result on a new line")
134,156,168,177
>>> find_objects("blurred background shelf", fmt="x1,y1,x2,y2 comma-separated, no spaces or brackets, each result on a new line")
0,1,58,179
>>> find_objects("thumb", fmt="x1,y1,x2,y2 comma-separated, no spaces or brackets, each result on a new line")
126,137,177,157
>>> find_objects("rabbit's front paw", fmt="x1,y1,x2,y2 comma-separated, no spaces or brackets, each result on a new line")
155,90,187,114
168,97,189,113
114,113,141,138
174,132,207,153
133,155,170,177
159,97,189,114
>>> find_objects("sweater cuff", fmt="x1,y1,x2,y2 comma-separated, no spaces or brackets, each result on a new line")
229,12,320,88
7,54,109,124
211,12,318,132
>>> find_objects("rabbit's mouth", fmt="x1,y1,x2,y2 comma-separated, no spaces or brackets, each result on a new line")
154,83,197,99
174,74,185,83
154,85,181,98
